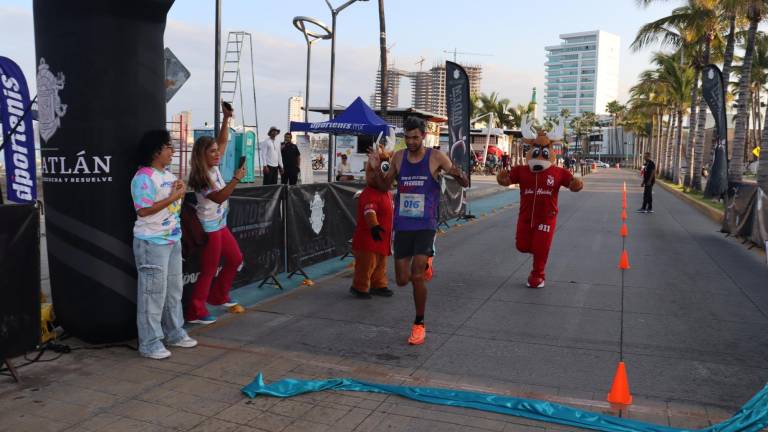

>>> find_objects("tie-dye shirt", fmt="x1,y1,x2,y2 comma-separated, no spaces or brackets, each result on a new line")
131,167,182,244
195,166,229,232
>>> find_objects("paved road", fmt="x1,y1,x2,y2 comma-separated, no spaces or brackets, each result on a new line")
3,168,767,431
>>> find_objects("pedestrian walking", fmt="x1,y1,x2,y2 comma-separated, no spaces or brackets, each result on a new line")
638,152,656,214
131,129,197,359
501,152,510,170
260,126,283,185
368,116,468,345
280,132,301,185
185,102,246,325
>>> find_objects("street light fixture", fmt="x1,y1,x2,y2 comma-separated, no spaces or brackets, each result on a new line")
292,16,332,127
323,0,369,182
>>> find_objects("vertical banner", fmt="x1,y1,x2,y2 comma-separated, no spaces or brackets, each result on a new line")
0,204,40,359
0,57,36,203
446,61,471,187
34,0,175,343
701,64,728,198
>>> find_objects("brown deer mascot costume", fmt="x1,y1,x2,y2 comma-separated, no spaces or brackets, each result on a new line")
497,115,583,288
349,145,395,298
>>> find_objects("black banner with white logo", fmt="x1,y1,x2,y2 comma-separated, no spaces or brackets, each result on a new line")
286,182,362,272
33,0,175,343
181,186,285,294
446,61,471,187
701,64,728,198
0,204,40,358
439,174,466,223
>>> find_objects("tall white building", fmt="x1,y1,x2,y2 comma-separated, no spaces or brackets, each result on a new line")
288,96,304,126
544,30,620,119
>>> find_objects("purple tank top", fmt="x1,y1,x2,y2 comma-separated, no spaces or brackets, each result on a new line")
395,148,440,231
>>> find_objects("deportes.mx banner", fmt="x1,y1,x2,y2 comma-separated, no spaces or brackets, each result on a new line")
0,57,36,203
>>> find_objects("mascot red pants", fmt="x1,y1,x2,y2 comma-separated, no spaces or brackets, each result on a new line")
498,116,583,288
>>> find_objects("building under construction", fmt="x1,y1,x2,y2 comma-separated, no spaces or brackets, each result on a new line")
371,63,482,117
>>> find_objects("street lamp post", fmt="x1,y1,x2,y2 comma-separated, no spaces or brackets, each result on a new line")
323,0,368,182
293,16,332,168
214,0,222,135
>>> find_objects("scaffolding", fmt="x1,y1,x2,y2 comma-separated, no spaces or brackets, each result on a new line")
220,31,261,168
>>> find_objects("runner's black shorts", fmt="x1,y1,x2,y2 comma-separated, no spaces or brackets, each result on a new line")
393,230,436,259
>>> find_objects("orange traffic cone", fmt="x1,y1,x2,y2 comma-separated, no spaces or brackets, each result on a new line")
620,209,627,221
619,250,630,269
607,361,633,405
620,223,628,238
622,197,627,210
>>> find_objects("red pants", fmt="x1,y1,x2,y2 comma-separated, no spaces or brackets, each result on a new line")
515,217,557,281
185,226,243,320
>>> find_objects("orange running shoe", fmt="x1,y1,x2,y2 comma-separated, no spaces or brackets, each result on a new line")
424,257,434,281
408,324,426,345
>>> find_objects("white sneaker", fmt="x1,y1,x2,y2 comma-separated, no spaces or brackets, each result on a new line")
141,347,171,360
168,336,198,348
188,316,216,325
222,302,238,308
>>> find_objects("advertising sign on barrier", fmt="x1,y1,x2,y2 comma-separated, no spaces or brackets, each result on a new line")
181,185,284,293
286,183,362,272
439,174,466,224
722,182,758,238
0,204,40,359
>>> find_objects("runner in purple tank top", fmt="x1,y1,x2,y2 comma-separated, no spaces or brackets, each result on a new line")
367,117,468,345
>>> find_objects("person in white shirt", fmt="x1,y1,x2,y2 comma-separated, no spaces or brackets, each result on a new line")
185,102,246,325
336,154,354,181
260,126,283,185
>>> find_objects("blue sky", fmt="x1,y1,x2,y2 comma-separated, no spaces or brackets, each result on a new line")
2,0,678,136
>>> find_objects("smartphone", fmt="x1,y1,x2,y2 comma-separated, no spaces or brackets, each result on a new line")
222,100,233,112
238,156,246,169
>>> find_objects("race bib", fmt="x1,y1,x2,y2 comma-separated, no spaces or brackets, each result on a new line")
399,193,425,218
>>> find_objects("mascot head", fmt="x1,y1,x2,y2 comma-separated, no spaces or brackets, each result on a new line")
365,144,393,192
521,115,564,173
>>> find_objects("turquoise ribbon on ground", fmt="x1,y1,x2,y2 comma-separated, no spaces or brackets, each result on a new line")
241,373,768,432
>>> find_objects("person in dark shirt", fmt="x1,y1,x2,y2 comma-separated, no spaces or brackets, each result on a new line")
639,152,656,214
280,132,301,185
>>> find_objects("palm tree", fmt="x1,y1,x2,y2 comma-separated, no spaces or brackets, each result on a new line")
731,1,768,183
653,52,694,183
606,100,626,159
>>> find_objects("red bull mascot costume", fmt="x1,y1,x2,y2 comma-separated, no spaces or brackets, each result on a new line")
350,145,395,299
497,115,583,288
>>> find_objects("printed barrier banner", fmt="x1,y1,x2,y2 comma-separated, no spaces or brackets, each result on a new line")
181,185,284,293
0,204,40,358
438,174,466,224
286,182,362,272
722,182,757,237
0,57,36,203
34,0,175,343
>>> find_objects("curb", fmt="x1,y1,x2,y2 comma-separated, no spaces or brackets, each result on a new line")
657,181,724,224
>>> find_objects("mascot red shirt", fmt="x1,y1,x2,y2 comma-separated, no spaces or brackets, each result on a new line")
497,116,583,288
350,146,395,298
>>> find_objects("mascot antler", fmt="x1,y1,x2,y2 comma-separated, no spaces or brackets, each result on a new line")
546,117,564,142
521,114,537,141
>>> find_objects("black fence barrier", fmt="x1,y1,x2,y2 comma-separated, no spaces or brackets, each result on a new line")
286,182,363,273
0,204,40,360
181,185,285,293
439,175,466,224
722,183,758,238
722,183,768,252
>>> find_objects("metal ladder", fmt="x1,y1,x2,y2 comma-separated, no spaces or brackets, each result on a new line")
219,31,261,167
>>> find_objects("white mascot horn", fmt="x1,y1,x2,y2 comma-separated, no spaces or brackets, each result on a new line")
521,114,537,140
546,116,565,142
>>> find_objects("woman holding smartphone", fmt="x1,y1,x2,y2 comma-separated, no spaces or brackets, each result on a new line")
184,102,247,324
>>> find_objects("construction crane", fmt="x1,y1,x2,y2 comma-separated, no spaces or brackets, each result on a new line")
415,56,425,71
443,48,493,62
